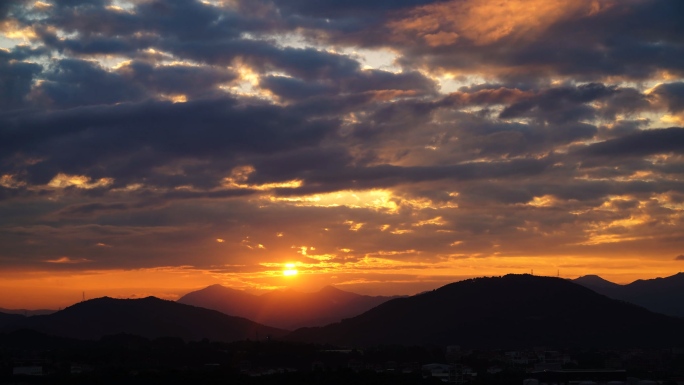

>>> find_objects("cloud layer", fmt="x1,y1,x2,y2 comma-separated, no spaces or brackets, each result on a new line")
1,0,683,303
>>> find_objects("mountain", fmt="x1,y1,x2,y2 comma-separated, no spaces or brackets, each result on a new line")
0,311,24,328
574,272,684,317
2,296,286,342
572,275,622,293
287,275,684,348
0,307,56,316
178,285,400,330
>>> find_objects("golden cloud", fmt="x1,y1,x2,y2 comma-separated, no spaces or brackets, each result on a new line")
389,0,613,46
47,173,114,189
44,256,92,264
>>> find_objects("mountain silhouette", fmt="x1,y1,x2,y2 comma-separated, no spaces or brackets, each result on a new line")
2,296,286,341
574,272,684,317
287,275,684,348
0,307,55,316
178,284,400,329
0,311,24,328
573,275,622,292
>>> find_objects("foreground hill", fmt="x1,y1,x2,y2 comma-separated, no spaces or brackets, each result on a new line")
574,272,684,317
288,275,684,348
178,285,400,329
2,296,286,342
0,311,24,329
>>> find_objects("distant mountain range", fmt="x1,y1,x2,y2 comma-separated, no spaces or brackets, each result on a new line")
0,311,25,329
1,296,286,342
573,273,684,318
3,275,684,349
287,275,684,348
0,307,55,316
177,285,401,330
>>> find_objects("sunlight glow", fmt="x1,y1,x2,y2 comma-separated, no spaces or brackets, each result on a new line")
47,173,114,189
283,263,298,276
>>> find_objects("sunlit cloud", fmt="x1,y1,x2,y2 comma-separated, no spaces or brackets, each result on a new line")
0,174,26,189
0,20,37,42
47,174,114,189
44,257,91,264
223,165,302,191
0,0,682,308
389,0,613,46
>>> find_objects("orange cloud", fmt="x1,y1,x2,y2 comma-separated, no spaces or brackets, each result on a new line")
389,0,613,46
44,257,92,264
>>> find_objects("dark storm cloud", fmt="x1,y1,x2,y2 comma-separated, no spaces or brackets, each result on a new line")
0,0,29,19
676,255,684,261
53,0,107,8
117,60,237,99
652,82,684,113
3,45,49,60
248,146,353,183
20,0,277,60
260,69,436,101
268,157,554,196
0,97,338,186
58,202,132,216
0,56,41,109
577,127,684,158
260,75,335,100
271,0,440,18
499,83,617,123
32,58,147,108
39,0,250,43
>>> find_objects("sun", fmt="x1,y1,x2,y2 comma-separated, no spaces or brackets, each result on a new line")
283,263,298,276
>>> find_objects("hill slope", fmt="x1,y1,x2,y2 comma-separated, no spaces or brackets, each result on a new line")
3,296,286,342
0,311,24,329
574,272,684,317
178,285,399,329
573,275,622,293
288,275,684,348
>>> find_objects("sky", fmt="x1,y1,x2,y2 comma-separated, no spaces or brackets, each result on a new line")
1,0,684,309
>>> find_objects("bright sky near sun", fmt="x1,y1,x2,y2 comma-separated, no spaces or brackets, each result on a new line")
0,0,684,308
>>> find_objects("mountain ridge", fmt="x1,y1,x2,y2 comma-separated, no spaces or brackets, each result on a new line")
287,274,684,348
573,272,684,317
178,284,402,330
2,296,286,342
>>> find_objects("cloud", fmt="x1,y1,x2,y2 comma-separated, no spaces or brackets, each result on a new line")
676,255,684,261
0,55,41,109
0,97,338,187
651,82,684,113
389,0,601,46
0,0,683,297
576,127,684,158
44,257,92,264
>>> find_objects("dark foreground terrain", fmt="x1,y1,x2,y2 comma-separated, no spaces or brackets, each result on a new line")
1,330,682,385
3,275,684,384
